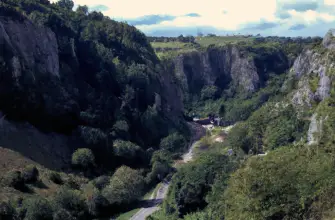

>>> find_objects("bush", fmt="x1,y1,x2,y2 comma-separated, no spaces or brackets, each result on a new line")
91,175,109,190
3,171,25,190
64,176,80,190
22,197,53,220
112,120,129,139
86,191,109,217
71,148,95,169
22,165,39,183
78,126,107,146
102,166,145,205
159,133,187,154
48,171,63,184
113,140,143,159
147,151,173,183
201,85,219,100
0,202,17,220
53,187,87,218
53,209,74,220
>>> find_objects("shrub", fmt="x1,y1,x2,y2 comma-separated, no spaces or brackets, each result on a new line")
86,191,109,217
159,133,187,153
0,202,17,220
201,85,219,100
78,126,107,146
71,148,95,169
3,171,25,190
22,165,39,183
112,120,129,138
48,171,63,184
53,187,87,218
64,176,80,190
102,166,145,205
53,209,74,220
22,197,53,220
91,175,109,190
113,140,143,159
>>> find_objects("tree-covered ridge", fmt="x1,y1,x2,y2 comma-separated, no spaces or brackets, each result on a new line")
0,0,189,155
0,0,191,219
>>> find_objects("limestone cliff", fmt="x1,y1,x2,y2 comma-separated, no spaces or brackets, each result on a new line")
286,30,335,145
290,49,333,108
0,10,186,168
167,44,290,103
0,16,59,79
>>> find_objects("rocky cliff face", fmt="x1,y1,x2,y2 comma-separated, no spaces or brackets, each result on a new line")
290,49,333,108
0,17,59,79
168,45,290,102
0,15,183,127
0,11,186,168
322,29,335,49
287,30,335,145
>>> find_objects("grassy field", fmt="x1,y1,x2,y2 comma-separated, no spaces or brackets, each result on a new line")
150,36,255,59
151,41,195,49
195,36,255,47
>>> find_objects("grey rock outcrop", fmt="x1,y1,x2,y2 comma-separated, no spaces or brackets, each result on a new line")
307,113,325,145
0,17,59,79
171,45,285,98
322,29,335,49
289,48,333,108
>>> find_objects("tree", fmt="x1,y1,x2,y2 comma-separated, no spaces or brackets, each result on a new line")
56,0,74,10
86,191,109,217
147,150,173,183
3,171,25,191
22,197,53,220
113,140,142,159
71,148,95,169
53,187,88,218
112,120,129,139
200,86,218,100
48,171,63,184
91,175,110,190
76,5,89,15
159,133,187,153
22,165,39,183
102,166,145,205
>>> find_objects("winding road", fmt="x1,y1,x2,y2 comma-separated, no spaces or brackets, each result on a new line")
129,122,206,220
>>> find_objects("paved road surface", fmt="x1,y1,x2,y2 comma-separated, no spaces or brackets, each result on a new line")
130,181,170,220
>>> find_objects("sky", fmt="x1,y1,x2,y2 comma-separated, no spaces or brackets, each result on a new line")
53,0,335,37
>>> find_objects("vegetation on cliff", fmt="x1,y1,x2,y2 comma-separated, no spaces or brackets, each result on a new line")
0,0,189,219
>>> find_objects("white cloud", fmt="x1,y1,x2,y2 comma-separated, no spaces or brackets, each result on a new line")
50,0,335,36
57,0,277,30
325,0,335,6
288,9,335,24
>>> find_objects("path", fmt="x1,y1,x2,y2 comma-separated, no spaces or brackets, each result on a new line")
129,122,206,220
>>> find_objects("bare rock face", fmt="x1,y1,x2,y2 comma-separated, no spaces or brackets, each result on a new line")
307,113,326,145
159,61,185,116
322,29,335,50
172,45,261,97
290,48,333,108
316,67,331,101
291,79,315,107
0,17,59,79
